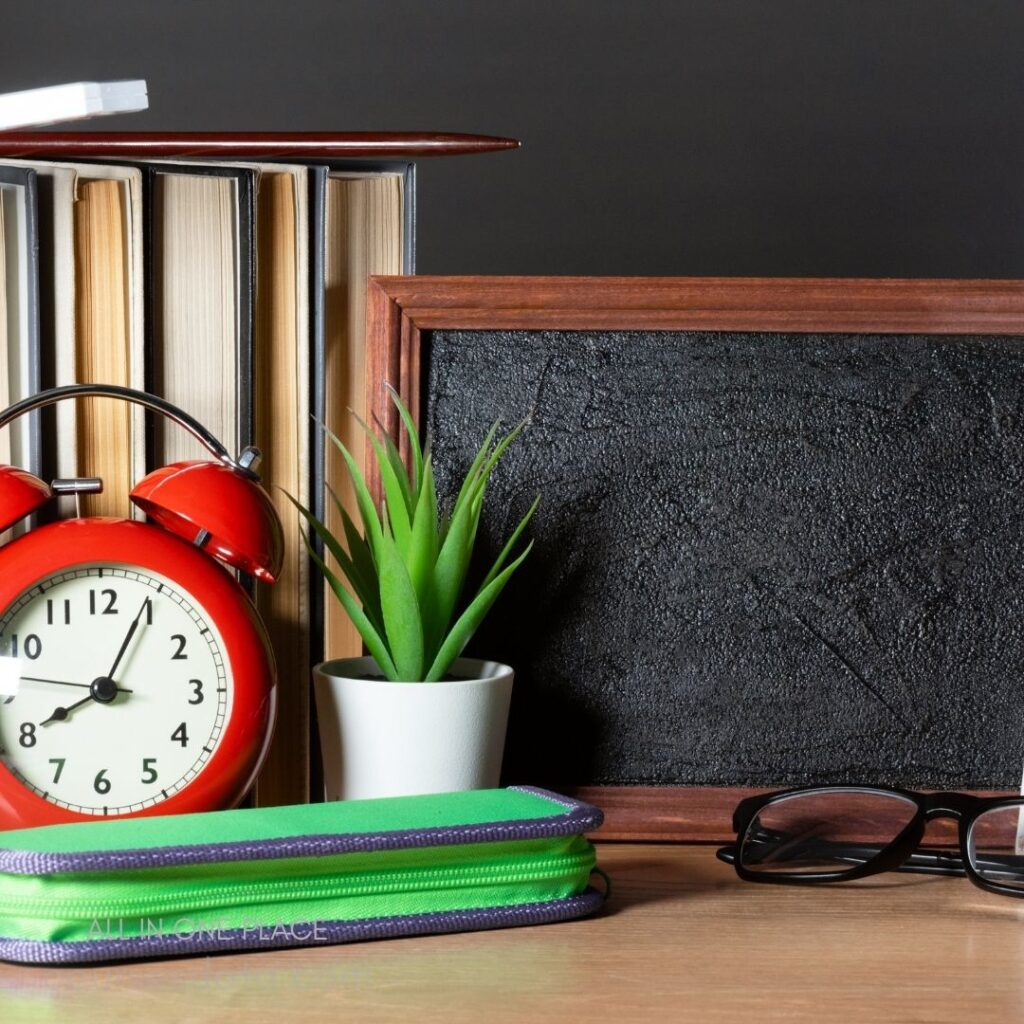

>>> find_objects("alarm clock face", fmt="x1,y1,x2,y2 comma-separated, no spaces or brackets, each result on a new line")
0,518,275,828
0,564,233,816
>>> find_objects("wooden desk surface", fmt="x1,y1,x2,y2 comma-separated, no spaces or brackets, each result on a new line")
2,843,1023,1023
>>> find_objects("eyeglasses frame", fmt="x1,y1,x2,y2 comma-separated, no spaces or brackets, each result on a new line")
717,785,1024,898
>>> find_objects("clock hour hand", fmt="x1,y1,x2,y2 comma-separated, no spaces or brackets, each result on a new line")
40,694,93,725
39,676,127,726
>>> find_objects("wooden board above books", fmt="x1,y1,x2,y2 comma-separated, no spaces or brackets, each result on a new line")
0,132,519,159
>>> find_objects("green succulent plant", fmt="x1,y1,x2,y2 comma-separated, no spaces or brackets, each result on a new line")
291,387,538,682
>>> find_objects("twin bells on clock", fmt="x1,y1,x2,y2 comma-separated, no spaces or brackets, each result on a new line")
0,384,284,580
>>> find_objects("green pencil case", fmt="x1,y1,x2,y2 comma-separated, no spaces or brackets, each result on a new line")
0,786,604,965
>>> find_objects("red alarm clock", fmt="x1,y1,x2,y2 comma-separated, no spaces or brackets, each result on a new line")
0,384,283,830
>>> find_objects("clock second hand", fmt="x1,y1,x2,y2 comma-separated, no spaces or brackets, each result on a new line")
21,676,134,692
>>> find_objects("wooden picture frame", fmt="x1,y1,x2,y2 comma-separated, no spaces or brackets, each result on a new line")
365,276,1024,842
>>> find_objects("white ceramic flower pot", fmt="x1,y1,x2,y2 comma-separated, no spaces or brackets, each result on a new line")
313,656,514,801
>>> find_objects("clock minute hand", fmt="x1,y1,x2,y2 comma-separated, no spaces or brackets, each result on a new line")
106,597,151,681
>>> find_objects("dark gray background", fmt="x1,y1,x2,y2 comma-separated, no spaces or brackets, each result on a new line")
4,1,1023,277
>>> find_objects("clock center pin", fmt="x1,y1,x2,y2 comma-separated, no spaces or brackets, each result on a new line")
90,676,119,704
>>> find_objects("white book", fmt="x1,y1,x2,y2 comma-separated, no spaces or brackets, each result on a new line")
0,81,148,131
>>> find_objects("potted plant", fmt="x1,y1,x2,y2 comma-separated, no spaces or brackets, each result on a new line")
292,388,538,801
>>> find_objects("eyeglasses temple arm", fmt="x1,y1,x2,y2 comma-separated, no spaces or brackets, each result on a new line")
716,841,1010,878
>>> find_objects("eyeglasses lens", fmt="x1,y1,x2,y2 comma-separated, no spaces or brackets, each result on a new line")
968,805,1024,891
739,790,917,875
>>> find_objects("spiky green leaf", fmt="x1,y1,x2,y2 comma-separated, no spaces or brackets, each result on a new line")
381,429,415,518
285,493,385,637
450,420,501,524
300,531,399,680
467,419,528,509
424,541,534,682
481,495,541,590
353,412,412,558
385,383,423,495
428,492,476,657
328,485,377,600
376,529,425,680
407,455,439,607
282,491,346,572
322,425,384,563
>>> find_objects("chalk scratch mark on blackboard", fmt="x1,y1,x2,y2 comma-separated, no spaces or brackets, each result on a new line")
698,426,832,455
692,383,895,418
846,599,894,674
790,612,912,731
527,353,556,421
831,526,938,584
769,734,882,758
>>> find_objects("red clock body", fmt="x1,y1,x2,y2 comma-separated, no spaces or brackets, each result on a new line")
0,518,277,830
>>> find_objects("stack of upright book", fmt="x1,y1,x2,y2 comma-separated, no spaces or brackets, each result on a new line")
0,131,518,806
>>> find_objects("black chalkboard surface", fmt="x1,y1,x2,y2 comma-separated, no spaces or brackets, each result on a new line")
425,328,1024,790
365,276,1024,836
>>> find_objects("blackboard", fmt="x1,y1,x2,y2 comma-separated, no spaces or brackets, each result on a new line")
365,276,1024,835
424,327,1024,790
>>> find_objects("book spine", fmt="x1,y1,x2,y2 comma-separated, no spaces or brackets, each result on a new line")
235,173,255,454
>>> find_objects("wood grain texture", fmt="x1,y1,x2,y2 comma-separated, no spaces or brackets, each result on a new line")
4,844,1022,1024
367,274,1024,325
0,133,520,159
571,786,772,842
570,786,1019,843
364,275,1024,467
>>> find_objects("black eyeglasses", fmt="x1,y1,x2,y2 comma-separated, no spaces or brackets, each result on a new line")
715,786,1024,897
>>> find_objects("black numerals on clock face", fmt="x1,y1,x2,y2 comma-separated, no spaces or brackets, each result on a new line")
46,599,71,626
89,589,118,616
0,566,232,816
8,634,42,660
